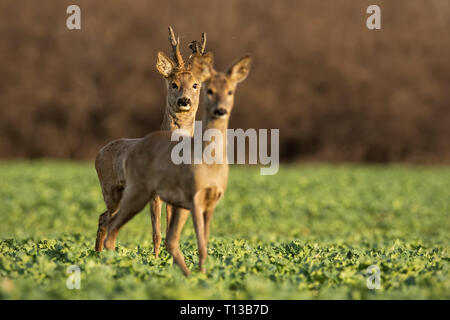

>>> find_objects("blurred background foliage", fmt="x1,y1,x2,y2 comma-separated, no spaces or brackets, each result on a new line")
0,0,449,163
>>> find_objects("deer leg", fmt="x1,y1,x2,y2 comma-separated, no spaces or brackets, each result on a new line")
203,207,215,248
192,204,207,273
95,210,109,252
95,187,122,252
150,195,162,258
165,207,190,276
104,185,148,250
165,203,173,235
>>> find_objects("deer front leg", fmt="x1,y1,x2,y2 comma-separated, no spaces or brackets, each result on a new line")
150,195,162,258
192,204,207,273
203,207,215,248
165,207,190,276
165,204,173,235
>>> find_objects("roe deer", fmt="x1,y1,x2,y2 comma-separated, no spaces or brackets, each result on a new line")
94,27,213,256
102,55,252,275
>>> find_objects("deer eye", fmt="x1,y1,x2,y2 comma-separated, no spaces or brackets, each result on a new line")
171,83,178,89
207,89,214,95
228,90,233,95
193,83,198,89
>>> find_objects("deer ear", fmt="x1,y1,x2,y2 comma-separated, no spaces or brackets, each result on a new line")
202,52,214,67
156,51,175,78
227,55,252,84
191,53,214,82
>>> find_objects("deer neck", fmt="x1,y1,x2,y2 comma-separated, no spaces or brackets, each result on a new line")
201,110,230,164
160,105,196,136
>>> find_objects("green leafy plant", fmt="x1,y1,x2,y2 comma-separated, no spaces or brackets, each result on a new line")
0,161,448,299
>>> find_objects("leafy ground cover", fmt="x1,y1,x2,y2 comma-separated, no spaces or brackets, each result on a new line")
0,161,448,299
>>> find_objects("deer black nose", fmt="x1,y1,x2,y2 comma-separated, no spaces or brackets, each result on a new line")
177,97,191,107
213,108,227,117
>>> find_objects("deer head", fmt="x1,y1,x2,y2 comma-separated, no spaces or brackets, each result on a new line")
201,55,252,121
156,27,213,115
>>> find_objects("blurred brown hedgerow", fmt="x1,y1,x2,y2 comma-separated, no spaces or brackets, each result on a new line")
0,0,448,163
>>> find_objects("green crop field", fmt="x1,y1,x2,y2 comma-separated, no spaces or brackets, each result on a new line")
0,161,448,299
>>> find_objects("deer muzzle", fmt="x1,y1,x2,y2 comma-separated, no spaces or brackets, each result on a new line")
212,107,228,119
177,97,192,111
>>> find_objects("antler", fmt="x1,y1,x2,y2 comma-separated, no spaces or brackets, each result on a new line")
187,32,208,67
168,26,185,69
200,32,206,54
189,32,207,56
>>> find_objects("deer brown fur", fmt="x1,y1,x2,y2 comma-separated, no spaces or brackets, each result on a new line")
102,55,252,275
94,27,212,256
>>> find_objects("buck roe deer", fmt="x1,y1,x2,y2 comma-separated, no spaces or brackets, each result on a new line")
102,55,252,275
94,27,213,257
